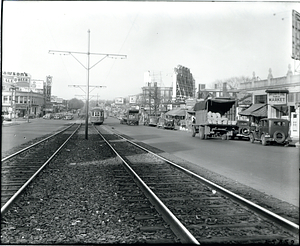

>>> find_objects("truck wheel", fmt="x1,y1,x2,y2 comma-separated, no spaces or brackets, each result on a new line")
199,127,205,139
166,122,172,128
261,134,267,146
192,126,196,137
221,134,227,140
273,131,285,144
249,133,255,143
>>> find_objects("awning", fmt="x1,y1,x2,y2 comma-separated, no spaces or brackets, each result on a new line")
265,89,289,94
165,108,186,117
239,104,267,117
271,104,288,114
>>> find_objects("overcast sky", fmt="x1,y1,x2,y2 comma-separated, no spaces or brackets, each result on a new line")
2,1,299,101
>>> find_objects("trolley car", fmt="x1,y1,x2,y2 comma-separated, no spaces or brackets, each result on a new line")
90,107,105,125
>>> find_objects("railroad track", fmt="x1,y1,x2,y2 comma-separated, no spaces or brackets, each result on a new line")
94,124,299,244
1,123,80,216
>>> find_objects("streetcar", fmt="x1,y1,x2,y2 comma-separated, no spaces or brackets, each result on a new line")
90,107,105,125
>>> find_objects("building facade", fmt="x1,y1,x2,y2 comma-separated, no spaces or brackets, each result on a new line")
2,72,53,118
239,68,300,119
141,82,173,114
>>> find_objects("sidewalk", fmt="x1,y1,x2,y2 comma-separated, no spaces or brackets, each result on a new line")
2,118,33,126
289,137,299,148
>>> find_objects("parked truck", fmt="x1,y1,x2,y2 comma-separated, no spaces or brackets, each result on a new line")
120,109,139,125
191,97,239,140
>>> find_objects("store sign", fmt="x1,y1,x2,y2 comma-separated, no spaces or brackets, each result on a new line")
115,97,124,105
129,96,137,104
31,80,44,90
268,93,287,105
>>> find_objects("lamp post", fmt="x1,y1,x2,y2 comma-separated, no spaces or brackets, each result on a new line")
49,30,126,139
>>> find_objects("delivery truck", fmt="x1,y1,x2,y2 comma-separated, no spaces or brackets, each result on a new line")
191,97,239,140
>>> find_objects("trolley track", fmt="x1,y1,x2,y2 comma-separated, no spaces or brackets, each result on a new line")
1,124,80,216
95,124,299,244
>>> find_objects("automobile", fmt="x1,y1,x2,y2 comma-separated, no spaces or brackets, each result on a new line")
43,113,53,119
157,115,175,130
249,118,290,146
23,114,36,119
144,115,158,127
64,114,73,120
234,120,251,139
53,114,63,120
2,115,11,122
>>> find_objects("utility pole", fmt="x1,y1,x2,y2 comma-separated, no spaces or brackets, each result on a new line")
9,85,17,122
49,30,127,139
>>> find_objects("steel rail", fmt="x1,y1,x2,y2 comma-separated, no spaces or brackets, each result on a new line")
1,123,76,162
1,124,81,216
105,126,299,235
94,126,199,245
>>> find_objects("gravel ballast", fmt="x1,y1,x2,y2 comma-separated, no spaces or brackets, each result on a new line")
1,129,178,244
1,126,298,244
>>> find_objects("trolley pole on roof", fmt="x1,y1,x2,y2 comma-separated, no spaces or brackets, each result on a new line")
49,29,127,140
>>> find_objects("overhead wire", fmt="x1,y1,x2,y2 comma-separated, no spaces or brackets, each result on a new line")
103,13,139,84
44,17,75,90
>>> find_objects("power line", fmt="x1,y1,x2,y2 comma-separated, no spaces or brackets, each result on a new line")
49,29,126,139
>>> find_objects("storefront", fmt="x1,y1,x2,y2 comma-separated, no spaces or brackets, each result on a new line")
266,89,289,119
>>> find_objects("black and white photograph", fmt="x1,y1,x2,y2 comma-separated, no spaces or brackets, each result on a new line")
1,0,299,244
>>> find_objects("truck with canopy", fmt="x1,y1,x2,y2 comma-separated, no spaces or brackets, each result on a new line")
120,109,140,126
191,97,239,140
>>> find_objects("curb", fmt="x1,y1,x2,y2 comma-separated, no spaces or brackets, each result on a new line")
288,141,299,148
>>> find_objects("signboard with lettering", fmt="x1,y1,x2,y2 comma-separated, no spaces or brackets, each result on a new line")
31,80,44,90
129,96,137,104
115,97,124,105
268,93,287,105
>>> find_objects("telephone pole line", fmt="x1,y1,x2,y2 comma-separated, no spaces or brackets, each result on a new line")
49,29,127,139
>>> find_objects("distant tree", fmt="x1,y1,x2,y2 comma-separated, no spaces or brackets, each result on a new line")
68,98,84,110
212,76,251,90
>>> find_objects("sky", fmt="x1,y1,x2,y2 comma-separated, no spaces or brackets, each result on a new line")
2,1,300,101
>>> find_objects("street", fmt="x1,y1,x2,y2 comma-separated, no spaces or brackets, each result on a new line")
104,117,299,207
1,116,299,207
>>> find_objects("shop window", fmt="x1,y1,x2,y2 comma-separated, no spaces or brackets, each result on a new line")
254,94,267,104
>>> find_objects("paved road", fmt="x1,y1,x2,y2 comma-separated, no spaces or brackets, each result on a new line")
1,118,74,153
1,116,299,207
104,117,299,207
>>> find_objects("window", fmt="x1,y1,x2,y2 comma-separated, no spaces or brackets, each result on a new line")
274,121,286,126
3,96,8,103
93,111,102,117
296,92,300,102
288,93,295,102
254,94,267,104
